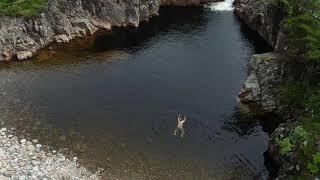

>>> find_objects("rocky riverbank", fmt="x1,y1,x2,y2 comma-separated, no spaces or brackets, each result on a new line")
0,127,100,179
234,0,312,179
0,0,222,62
0,0,160,62
233,0,285,48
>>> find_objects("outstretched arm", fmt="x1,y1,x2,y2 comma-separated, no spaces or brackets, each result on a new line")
181,116,187,123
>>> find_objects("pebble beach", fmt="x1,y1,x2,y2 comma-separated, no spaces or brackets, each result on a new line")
0,127,100,180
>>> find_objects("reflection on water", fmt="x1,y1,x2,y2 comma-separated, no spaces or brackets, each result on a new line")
0,7,274,179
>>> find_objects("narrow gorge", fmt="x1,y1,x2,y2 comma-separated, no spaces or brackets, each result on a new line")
0,0,319,179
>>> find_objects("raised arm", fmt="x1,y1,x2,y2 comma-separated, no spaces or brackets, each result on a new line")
181,116,187,123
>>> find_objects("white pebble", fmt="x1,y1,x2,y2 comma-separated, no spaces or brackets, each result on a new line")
20,139,26,144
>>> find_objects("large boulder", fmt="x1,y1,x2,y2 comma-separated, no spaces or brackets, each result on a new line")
16,51,33,61
238,52,282,114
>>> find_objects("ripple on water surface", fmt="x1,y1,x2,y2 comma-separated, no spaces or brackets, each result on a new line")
0,7,273,179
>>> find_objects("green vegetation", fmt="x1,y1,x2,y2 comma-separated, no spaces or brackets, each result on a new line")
269,0,320,61
276,126,308,156
0,0,47,17
279,82,308,109
278,74,320,176
307,153,320,174
284,14,320,61
291,125,308,143
276,137,294,155
272,0,320,176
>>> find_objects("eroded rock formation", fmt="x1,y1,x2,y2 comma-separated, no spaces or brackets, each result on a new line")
233,0,285,48
0,0,160,61
0,0,225,62
238,52,282,114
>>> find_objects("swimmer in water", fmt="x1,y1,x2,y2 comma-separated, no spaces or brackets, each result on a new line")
173,114,187,138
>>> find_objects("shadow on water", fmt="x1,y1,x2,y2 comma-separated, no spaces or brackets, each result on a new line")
238,18,274,54
223,107,282,137
93,7,209,53
0,6,280,179
0,7,208,71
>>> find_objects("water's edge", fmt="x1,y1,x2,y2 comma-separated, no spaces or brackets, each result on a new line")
0,2,283,179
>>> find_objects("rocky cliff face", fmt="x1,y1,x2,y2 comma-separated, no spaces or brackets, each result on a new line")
233,0,285,48
267,122,304,179
234,1,304,178
0,0,161,62
0,0,222,62
238,52,282,114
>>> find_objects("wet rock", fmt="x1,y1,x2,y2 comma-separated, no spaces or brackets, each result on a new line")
16,51,32,61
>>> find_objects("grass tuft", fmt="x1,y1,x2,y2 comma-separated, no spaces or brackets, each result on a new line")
0,0,47,17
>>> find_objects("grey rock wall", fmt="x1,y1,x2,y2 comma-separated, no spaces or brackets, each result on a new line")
233,0,285,48
0,0,160,61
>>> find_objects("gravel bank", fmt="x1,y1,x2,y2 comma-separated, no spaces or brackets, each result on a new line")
0,127,100,179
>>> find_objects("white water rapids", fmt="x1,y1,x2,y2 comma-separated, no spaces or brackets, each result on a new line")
206,0,234,11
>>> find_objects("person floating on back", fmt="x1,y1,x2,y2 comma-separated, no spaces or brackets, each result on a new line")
173,114,187,138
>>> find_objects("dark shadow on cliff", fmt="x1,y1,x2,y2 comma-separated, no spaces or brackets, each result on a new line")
237,16,273,54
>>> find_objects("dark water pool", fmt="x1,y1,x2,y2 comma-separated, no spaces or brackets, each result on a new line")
0,7,273,179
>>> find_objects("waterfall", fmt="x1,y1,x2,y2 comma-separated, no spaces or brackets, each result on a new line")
205,0,234,11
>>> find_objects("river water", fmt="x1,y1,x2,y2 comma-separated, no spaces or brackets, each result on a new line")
0,5,274,180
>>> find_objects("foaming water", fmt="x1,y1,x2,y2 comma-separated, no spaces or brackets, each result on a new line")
206,0,234,11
